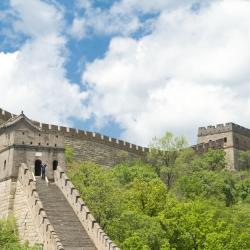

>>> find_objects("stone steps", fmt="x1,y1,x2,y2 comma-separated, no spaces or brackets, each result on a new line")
36,178,96,250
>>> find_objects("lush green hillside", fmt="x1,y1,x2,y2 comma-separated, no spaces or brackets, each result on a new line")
0,217,40,250
67,133,250,250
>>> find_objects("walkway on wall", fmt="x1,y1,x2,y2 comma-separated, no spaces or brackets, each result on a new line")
36,177,97,250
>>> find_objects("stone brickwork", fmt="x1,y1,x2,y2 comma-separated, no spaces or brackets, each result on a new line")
13,180,42,245
197,123,250,169
64,136,141,167
0,179,13,218
54,166,119,250
0,108,147,168
17,164,64,250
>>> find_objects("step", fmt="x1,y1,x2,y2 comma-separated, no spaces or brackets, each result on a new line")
35,179,97,250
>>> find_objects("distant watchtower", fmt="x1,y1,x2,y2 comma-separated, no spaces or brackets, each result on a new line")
198,123,250,170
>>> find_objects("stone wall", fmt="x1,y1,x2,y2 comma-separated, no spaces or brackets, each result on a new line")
0,108,13,124
0,179,13,218
17,164,64,250
54,166,120,250
0,108,148,167
65,136,142,167
13,180,42,245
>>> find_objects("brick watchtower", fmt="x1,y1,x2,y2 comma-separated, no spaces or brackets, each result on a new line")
198,123,250,170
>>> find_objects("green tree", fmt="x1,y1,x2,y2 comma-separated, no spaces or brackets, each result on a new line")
239,150,250,171
68,162,122,228
0,217,40,250
111,160,158,186
65,146,74,165
148,132,188,188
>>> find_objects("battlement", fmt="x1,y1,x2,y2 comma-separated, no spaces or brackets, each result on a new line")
198,122,250,137
0,108,15,122
0,108,148,156
192,138,225,153
39,123,148,155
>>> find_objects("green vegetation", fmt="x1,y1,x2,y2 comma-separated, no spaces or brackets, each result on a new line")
67,133,250,250
0,217,40,250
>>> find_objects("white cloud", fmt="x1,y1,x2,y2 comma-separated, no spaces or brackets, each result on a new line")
0,0,89,125
10,0,63,37
83,0,250,145
72,0,204,38
70,17,86,39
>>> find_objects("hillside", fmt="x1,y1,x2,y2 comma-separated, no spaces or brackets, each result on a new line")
66,133,250,250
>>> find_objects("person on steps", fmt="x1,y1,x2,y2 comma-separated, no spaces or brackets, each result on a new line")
41,163,47,180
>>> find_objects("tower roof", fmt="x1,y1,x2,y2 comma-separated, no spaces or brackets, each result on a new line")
0,112,41,132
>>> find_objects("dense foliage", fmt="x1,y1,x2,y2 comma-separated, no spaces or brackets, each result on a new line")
67,133,250,250
0,217,40,250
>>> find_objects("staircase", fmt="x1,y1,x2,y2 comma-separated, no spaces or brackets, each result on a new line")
36,177,97,250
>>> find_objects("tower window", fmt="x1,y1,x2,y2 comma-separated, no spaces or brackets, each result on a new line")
4,160,6,169
224,137,227,143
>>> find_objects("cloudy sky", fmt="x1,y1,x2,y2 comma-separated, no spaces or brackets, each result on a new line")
0,0,250,146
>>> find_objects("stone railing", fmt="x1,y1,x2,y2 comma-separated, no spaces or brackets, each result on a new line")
54,166,120,250
18,164,64,250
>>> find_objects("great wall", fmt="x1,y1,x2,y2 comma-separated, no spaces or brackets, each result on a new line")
0,107,249,249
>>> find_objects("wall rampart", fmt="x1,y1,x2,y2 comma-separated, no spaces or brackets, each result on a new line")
54,166,120,250
18,164,64,250
198,123,250,138
192,138,225,153
41,124,148,156
0,179,13,218
64,137,141,167
0,108,14,124
0,108,148,157
13,180,42,245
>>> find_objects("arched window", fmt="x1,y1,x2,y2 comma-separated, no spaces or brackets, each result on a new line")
4,160,6,170
53,160,58,171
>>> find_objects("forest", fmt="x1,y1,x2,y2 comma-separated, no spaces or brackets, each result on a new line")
1,132,250,249
67,132,250,250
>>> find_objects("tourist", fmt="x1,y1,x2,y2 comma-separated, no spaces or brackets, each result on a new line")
41,163,47,179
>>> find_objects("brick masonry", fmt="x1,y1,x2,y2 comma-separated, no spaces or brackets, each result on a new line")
0,179,12,218
64,136,141,167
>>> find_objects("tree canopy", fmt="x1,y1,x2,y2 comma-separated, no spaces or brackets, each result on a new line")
67,133,250,250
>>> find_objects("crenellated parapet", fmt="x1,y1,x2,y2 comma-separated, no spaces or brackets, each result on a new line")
198,122,250,137
0,108,148,156
54,166,120,250
198,123,234,136
18,164,64,250
0,108,15,122
40,123,148,155
192,138,225,154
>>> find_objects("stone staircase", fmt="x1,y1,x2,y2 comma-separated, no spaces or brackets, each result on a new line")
36,177,97,250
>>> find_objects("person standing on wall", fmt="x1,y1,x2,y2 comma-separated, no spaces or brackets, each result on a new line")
41,163,47,180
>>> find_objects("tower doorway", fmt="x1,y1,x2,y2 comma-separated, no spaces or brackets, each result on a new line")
53,160,58,170
35,160,42,176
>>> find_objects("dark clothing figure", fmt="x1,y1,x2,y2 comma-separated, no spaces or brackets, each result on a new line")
41,163,47,179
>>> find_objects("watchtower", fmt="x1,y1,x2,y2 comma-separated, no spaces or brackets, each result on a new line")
0,112,65,181
198,123,250,170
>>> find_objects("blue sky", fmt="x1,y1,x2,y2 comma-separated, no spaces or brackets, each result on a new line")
1,0,250,146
